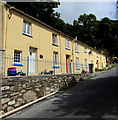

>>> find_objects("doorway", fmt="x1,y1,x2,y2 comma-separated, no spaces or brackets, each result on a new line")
96,60,99,68
89,64,94,73
66,55,70,73
29,48,36,73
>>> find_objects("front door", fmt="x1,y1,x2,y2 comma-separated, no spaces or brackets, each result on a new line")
29,48,36,73
66,55,70,73
96,60,99,68
89,64,94,73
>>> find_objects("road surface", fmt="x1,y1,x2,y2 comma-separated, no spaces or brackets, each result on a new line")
4,66,118,120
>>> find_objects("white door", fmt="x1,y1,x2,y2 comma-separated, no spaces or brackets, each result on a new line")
29,48,36,73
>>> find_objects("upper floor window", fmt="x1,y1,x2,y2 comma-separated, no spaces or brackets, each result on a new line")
52,34,58,45
75,43,79,52
84,47,87,53
23,21,31,35
65,39,70,49
76,57,80,69
89,50,93,55
84,59,87,67
14,50,22,63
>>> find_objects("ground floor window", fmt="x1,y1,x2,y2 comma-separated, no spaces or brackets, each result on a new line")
14,50,22,63
53,52,58,65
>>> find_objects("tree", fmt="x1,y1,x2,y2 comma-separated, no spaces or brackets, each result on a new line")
73,13,100,48
7,2,60,27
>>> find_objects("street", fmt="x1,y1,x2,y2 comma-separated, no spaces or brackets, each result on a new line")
4,66,118,120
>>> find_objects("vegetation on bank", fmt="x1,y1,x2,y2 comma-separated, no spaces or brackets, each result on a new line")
95,64,115,71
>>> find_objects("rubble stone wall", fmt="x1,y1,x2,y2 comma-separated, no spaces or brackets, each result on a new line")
1,74,90,115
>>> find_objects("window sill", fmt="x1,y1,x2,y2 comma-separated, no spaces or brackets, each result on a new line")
13,63,23,66
76,68,80,70
75,51,79,53
53,65,60,68
22,33,33,38
52,43,59,47
65,48,71,50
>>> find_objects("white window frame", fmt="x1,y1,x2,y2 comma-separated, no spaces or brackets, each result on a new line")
75,43,79,52
23,21,31,35
66,39,70,49
52,34,57,45
53,52,58,66
76,57,79,69
14,50,22,64
84,59,87,67
84,47,87,53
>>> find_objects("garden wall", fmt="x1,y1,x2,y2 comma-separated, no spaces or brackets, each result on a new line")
1,73,90,116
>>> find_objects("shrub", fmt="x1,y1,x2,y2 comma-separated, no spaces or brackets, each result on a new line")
95,68,99,71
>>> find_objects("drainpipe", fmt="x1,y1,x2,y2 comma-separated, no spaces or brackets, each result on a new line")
59,31,62,73
72,39,77,74
3,5,14,51
71,40,74,74
3,5,9,76
0,3,3,76
2,3,6,76
3,5,14,76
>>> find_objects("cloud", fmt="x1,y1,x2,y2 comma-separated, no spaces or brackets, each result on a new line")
55,2,116,24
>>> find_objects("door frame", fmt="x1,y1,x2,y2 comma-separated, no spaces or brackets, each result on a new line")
66,54,70,73
28,47,37,74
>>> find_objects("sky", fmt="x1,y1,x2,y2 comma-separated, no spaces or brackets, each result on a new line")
55,1,117,24
2,0,117,23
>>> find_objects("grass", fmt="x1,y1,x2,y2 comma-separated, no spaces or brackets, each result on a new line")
83,74,94,81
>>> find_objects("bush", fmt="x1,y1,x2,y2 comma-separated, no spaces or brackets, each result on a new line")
102,67,107,71
95,68,99,71
111,64,115,68
107,67,111,70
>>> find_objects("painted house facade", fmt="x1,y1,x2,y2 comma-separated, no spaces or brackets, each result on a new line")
0,2,106,76
0,2,3,76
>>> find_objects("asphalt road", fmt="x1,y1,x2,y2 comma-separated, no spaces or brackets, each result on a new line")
4,66,118,120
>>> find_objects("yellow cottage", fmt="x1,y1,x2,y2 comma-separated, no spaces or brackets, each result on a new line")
0,2,106,76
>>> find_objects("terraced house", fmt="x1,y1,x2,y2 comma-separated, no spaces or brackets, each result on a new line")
0,2,106,76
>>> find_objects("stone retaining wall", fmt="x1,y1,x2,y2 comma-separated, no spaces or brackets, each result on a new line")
1,73,91,115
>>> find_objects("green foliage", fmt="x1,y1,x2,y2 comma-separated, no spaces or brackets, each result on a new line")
7,2,60,27
73,13,101,49
73,14,118,58
107,67,111,70
98,18,118,57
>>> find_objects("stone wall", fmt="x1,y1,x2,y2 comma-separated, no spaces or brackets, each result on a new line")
1,73,90,115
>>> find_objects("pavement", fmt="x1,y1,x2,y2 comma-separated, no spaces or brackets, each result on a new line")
3,66,118,120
